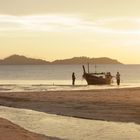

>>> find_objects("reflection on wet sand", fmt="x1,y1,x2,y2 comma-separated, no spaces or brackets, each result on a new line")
0,106,140,140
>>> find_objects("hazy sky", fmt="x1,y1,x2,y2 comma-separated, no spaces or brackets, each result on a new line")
0,0,140,63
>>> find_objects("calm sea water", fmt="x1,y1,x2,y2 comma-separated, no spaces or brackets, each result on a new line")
0,64,140,92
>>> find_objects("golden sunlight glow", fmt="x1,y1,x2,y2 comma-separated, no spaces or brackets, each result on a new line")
0,0,140,64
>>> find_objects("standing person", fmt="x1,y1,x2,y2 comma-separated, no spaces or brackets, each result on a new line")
116,72,120,85
72,72,76,86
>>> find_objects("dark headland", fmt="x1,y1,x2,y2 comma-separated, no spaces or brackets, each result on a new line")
0,54,122,65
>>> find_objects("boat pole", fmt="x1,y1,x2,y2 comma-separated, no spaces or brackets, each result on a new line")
82,65,86,74
88,63,89,73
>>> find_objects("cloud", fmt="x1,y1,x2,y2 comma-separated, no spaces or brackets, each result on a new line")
0,15,82,32
0,15,140,35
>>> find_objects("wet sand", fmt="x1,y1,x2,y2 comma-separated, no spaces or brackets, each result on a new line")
1,106,140,140
0,87,140,124
0,118,61,140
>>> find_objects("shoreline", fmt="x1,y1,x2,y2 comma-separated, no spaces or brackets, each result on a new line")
0,87,140,124
0,85,140,93
0,83,140,93
0,117,62,140
1,106,140,140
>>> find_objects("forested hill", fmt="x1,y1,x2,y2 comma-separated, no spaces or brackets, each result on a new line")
0,55,122,65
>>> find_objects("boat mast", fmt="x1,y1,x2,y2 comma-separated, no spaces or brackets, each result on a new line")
94,58,97,73
95,64,97,73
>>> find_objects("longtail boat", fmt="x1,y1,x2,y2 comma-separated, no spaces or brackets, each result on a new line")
82,65,113,85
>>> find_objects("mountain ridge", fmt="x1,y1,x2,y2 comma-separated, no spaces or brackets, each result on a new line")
0,55,122,65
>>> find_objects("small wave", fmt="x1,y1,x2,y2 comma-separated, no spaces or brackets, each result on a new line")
0,88,11,91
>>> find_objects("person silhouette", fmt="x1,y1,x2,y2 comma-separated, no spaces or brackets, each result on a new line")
72,72,76,86
116,72,120,85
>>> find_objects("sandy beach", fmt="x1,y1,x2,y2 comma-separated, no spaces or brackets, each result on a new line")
0,87,140,139
0,117,61,140
0,87,140,124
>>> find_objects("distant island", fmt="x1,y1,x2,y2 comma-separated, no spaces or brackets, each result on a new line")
0,55,122,65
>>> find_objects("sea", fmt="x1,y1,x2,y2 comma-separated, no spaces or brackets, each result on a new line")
0,64,140,92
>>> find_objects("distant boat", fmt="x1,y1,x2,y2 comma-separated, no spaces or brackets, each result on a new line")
82,65,113,85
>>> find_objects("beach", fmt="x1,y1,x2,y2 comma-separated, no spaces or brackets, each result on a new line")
0,88,140,123
0,87,140,139
0,118,61,140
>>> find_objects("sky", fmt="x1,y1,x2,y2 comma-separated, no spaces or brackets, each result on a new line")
0,0,140,64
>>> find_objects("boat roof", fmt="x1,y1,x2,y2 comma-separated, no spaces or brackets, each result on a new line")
88,72,105,75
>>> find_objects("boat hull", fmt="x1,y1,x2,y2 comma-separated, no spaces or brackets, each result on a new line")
83,73,112,85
